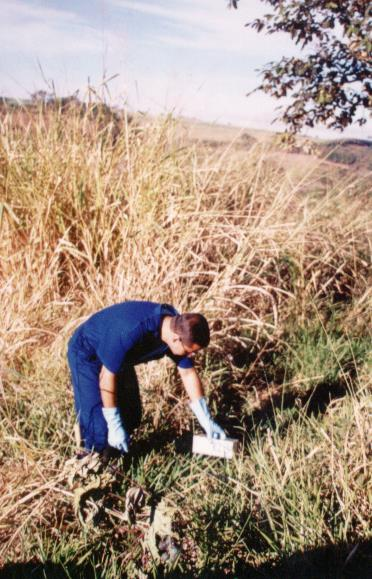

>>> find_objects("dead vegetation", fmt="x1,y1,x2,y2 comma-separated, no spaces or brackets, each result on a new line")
0,100,371,577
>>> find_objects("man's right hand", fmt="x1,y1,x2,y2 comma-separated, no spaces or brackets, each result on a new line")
102,407,130,453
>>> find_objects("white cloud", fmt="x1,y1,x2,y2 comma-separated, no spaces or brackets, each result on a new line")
111,0,237,32
110,0,298,57
1,0,120,56
1,0,77,23
0,0,131,97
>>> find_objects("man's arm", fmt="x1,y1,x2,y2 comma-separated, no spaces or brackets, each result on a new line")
99,365,117,407
178,366,226,439
177,366,204,401
99,365,129,452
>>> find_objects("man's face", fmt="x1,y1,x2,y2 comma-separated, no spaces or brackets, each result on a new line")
170,336,202,358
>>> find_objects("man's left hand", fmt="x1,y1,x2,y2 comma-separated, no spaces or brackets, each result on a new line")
189,397,227,440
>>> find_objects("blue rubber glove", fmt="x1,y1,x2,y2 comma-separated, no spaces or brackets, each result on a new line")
189,397,226,440
102,407,130,453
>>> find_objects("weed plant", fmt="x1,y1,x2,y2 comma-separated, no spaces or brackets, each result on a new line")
0,100,371,577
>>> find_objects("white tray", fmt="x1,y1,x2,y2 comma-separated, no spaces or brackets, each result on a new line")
192,434,240,459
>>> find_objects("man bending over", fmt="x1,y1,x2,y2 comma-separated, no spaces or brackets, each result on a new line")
67,301,225,454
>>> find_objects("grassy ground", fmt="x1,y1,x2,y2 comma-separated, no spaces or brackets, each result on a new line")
0,101,371,578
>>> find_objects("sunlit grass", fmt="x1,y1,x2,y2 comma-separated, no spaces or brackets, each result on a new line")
0,99,371,576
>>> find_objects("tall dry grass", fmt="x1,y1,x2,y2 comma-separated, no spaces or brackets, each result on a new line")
0,101,371,575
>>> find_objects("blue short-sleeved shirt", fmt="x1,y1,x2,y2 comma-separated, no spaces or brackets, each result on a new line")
69,301,194,374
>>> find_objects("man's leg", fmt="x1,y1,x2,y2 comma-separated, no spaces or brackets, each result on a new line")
67,347,108,452
117,365,142,436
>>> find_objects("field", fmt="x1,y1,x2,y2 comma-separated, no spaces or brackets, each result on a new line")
0,100,371,578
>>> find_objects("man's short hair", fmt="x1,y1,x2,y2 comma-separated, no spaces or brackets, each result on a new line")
170,313,210,348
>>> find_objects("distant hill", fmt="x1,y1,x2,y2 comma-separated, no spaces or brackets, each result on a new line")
178,116,372,173
1,94,371,172
318,139,372,171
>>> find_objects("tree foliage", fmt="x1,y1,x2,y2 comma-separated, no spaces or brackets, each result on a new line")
239,0,372,132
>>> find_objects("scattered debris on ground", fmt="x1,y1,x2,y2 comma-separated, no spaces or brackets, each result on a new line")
63,452,182,569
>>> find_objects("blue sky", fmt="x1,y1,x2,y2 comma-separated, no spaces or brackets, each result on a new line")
1,0,371,139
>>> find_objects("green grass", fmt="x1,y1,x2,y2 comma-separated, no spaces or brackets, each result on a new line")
276,325,371,392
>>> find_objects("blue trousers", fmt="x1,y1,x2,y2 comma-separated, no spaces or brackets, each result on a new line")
67,333,142,452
